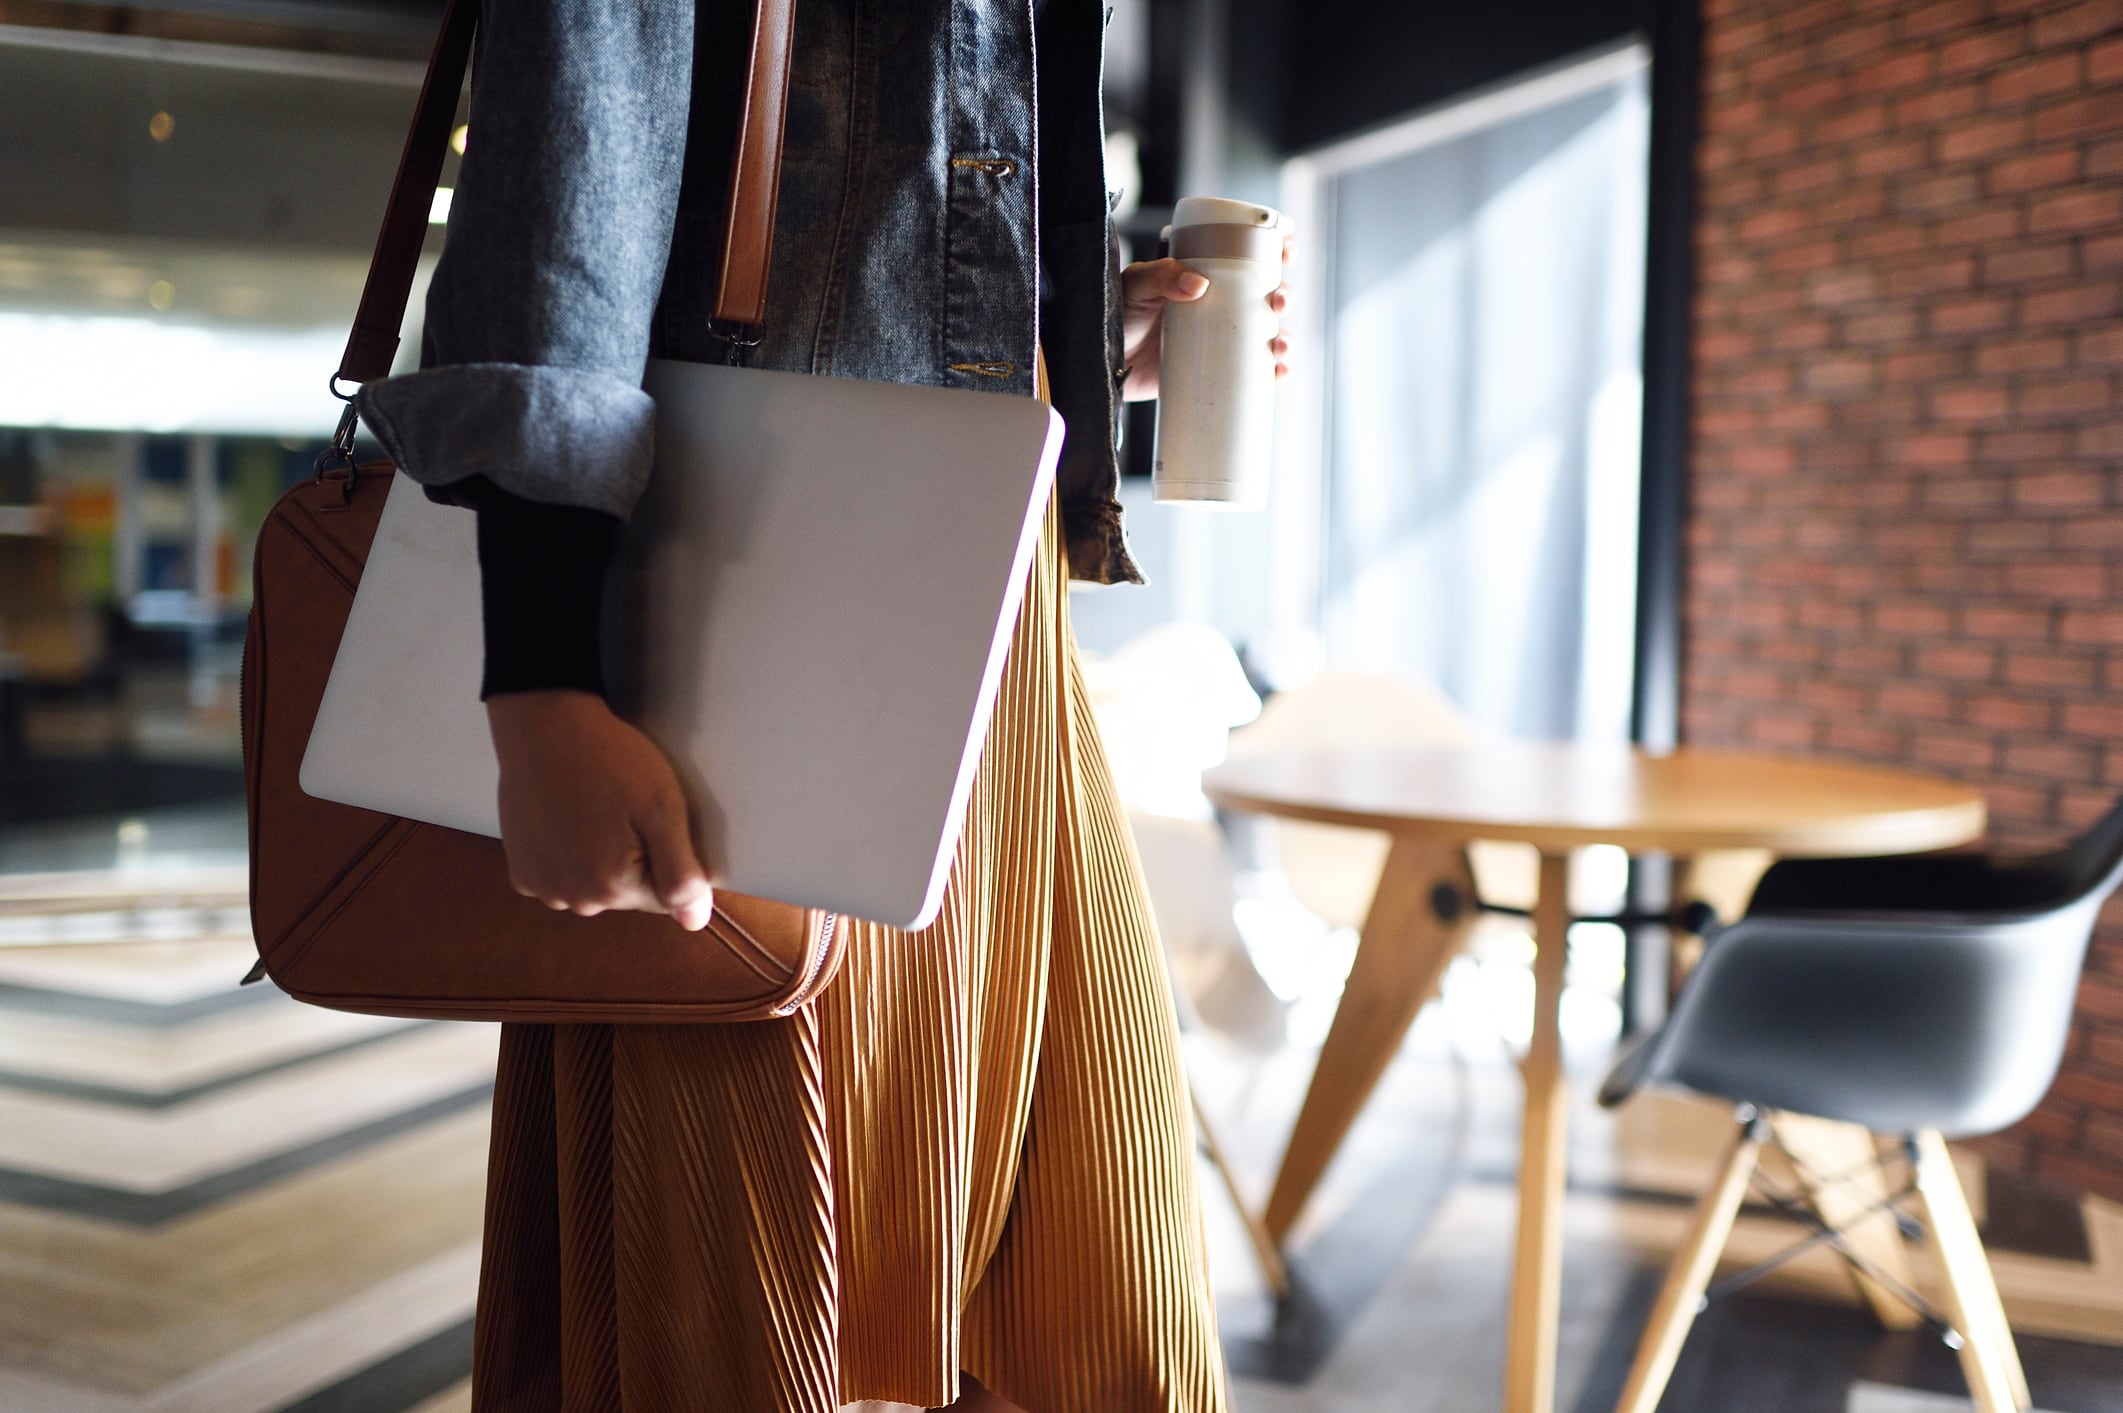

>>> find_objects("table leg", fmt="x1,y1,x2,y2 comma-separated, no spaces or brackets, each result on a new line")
1263,836,1477,1244
1504,852,1572,1413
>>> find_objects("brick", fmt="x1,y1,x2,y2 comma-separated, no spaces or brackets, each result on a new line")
1689,8,2123,1187
2077,422,2123,456
2032,95,2119,142
2080,326,2123,366
2006,561,2109,598
2006,740,2099,779
1897,171,1983,212
2019,376,2115,418
1802,354,1877,393
2049,1071,2123,1114
2064,701,2123,736
1974,334,2069,374
2076,973,2123,1023
1844,308,1921,343
1853,136,1930,177
1933,205,2022,246
1937,29,2027,77
1814,184,1891,226
2005,650,2099,689
1750,711,1820,749
1794,679,1871,714
1898,0,1986,39
1966,692,2054,731
2013,468,2107,507
1765,237,1842,273
2023,282,2123,324
2095,34,2123,85
1920,475,2008,512
1816,102,1889,144
1856,49,1937,94
1978,241,2074,283
2027,187,2123,235
1929,295,2013,334
1874,599,1956,634
1773,76,1847,119
1941,115,2032,163
1962,603,2051,639
1736,206,1811,242
1987,52,2087,106
2032,0,2123,48
1878,681,1957,718
1731,443,1797,477
1744,123,1807,162
1918,643,2000,680
2086,1114,2123,1165
1987,779,2057,823
1980,428,2075,460
1895,432,1973,468
1824,717,1905,755
2059,518,2123,553
1807,269,1877,307
1911,727,1999,770
2032,1152,2123,1205
1706,14,1771,57
1884,255,1975,297
1993,141,2087,195
1885,348,1965,382
1965,518,2053,557
1930,384,2011,421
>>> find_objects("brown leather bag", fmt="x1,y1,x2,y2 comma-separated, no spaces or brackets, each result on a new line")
241,0,841,1023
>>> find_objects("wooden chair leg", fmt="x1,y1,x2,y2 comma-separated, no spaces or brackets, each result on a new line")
1191,1084,1290,1298
1913,1131,2030,1413
1773,1113,1924,1330
1613,1117,1764,1413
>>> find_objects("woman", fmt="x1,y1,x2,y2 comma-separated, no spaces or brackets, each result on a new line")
357,1,1290,1408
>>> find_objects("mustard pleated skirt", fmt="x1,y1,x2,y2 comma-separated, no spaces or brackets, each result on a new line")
468,493,1230,1412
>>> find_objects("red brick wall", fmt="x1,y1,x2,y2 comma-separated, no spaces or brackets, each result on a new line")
1688,0,2123,1199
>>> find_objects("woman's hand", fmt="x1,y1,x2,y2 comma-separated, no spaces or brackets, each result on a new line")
1119,237,1294,402
485,690,716,930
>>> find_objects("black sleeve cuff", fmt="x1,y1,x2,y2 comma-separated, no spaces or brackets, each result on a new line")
467,478,620,699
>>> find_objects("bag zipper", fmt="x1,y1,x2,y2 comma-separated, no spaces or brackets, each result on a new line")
774,913,839,1016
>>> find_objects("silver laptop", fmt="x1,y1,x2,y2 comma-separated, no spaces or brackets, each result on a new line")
300,360,1064,931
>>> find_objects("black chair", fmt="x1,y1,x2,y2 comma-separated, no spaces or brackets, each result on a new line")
1601,796,2123,1413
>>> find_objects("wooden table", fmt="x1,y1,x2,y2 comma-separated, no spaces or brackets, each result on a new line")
1202,742,1986,1413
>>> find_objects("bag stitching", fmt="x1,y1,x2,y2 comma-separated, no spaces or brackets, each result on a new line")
263,819,422,980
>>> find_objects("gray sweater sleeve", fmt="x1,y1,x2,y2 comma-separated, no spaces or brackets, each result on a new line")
355,0,695,520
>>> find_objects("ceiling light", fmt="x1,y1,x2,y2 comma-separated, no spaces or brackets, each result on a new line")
429,187,454,225
450,123,469,155
0,312,349,435
149,111,175,142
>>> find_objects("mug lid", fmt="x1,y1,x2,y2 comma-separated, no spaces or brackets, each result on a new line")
1171,195,1285,230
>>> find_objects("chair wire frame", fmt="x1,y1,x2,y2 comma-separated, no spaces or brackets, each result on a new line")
1699,1114,1969,1348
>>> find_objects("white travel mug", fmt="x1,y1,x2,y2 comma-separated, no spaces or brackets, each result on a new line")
1151,196,1288,509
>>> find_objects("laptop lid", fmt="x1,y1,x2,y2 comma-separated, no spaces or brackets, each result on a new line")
301,361,1063,931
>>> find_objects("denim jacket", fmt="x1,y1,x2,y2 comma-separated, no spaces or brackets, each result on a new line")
358,0,1144,586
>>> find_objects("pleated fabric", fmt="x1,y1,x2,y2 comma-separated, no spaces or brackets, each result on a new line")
469,491,1230,1413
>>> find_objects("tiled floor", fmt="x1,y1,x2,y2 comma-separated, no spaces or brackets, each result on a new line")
3,812,2121,1412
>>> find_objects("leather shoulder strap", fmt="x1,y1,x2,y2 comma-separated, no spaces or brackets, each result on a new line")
338,0,793,386
715,0,796,329
338,0,476,384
